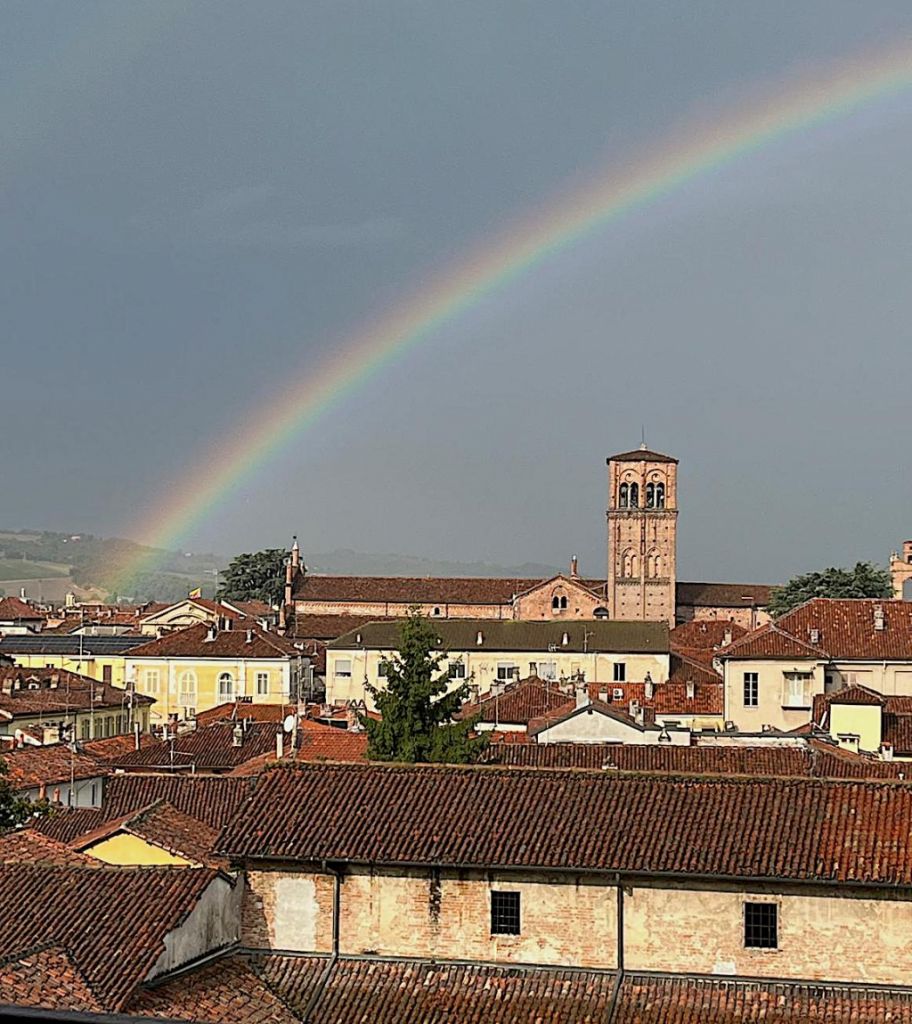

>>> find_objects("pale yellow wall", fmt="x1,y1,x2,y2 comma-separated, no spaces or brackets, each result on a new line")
125,656,294,723
722,658,824,731
6,652,129,687
826,662,912,696
245,868,912,986
326,647,670,707
829,703,883,753
84,832,191,866
0,706,149,742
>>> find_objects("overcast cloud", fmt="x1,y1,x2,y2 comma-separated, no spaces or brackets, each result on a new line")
2,0,912,583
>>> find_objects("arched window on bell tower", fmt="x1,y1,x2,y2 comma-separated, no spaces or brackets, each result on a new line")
646,483,655,508
655,483,665,509
629,483,639,508
619,483,629,508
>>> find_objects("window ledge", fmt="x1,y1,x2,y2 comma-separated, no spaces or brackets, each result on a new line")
781,704,812,711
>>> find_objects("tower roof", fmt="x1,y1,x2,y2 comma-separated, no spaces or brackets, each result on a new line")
607,447,678,464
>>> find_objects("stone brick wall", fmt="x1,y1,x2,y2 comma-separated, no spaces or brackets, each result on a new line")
245,866,912,986
295,600,512,619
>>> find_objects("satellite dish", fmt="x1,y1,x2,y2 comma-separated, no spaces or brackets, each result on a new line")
282,714,296,733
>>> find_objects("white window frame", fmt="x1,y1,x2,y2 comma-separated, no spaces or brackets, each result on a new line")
743,672,759,708
538,661,558,681
783,672,811,708
613,662,626,683
218,672,235,701
496,662,518,681
143,669,160,694
448,661,466,680
178,670,197,706
334,659,353,678
256,671,270,697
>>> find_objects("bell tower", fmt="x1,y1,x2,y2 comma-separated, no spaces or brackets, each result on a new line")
606,445,678,625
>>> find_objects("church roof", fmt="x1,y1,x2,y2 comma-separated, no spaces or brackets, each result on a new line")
607,447,678,464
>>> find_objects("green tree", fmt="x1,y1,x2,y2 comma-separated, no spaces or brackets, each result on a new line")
768,562,892,618
0,757,37,831
217,548,287,605
360,610,488,763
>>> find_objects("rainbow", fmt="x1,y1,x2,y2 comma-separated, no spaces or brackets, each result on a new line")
121,40,912,590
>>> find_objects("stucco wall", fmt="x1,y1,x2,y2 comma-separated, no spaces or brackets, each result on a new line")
244,866,912,985
723,658,824,731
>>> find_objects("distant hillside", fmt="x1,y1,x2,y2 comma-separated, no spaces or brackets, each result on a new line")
0,529,223,604
305,548,562,579
0,531,562,603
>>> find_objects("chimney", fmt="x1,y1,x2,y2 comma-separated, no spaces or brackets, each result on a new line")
575,682,590,709
809,628,820,645
881,742,894,761
284,558,294,608
644,673,654,700
204,625,217,643
276,730,284,759
686,679,695,700
291,536,300,569
722,629,733,647
232,723,244,748
245,628,253,644
570,555,579,580
629,699,642,723
476,631,484,646
49,674,59,690
874,605,885,632
134,722,141,751
561,632,569,647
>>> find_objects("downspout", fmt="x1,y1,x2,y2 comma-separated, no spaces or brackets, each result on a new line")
606,873,625,1022
301,863,341,1023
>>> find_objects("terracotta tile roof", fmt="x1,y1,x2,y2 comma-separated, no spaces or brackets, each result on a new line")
227,728,369,776
72,799,225,868
218,761,912,884
676,581,773,609
111,721,298,773
527,697,649,737
828,684,886,706
102,774,255,827
485,741,906,779
129,953,307,1022
82,732,157,763
0,829,100,867
460,676,573,726
131,953,616,1024
195,701,299,728
292,613,395,640
0,666,154,719
31,807,107,844
592,672,724,716
0,597,43,621
608,447,678,463
884,714,912,757
294,574,552,605
127,622,301,659
775,598,912,661
718,622,829,660
0,864,219,1010
670,619,748,650
329,618,669,654
1,743,109,790
613,972,912,1022
0,945,103,1012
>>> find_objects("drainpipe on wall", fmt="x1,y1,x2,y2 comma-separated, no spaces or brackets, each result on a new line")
606,873,626,1022
302,863,342,1023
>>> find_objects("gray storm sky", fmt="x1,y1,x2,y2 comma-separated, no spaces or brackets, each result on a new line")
2,0,912,583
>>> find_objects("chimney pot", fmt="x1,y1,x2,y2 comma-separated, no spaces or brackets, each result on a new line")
686,680,696,700
476,631,484,646
570,555,579,580
276,730,284,760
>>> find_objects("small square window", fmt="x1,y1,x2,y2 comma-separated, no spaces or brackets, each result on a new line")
448,662,466,680
613,663,626,682
491,891,520,935
744,902,777,948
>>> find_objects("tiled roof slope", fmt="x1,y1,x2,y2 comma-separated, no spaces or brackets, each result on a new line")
675,582,772,609
127,622,300,659
1,743,109,789
0,945,103,1013
0,666,154,717
293,574,544,605
776,598,912,660
595,674,723,715
111,722,299,773
0,829,100,867
228,728,369,776
613,973,912,1022
608,447,678,463
460,676,572,725
329,618,669,654
669,619,748,650
130,954,616,1024
0,864,217,1010
195,702,299,727
218,762,912,884
102,774,255,827
292,614,395,640
718,622,828,660
31,807,106,844
0,597,43,621
83,732,157,763
484,741,907,778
